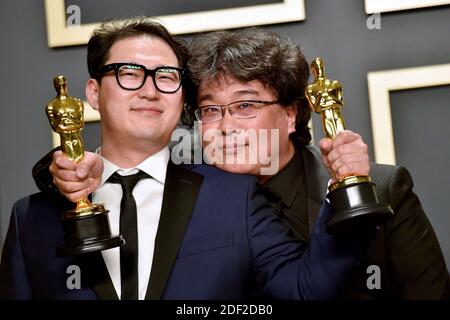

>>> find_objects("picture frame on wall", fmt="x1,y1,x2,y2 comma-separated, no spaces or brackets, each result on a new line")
367,63,450,164
365,0,450,14
44,0,305,47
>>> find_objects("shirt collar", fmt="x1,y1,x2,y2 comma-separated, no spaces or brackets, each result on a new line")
98,147,170,186
261,147,305,208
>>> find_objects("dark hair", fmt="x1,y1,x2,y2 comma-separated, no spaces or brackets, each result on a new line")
187,28,312,147
87,16,189,79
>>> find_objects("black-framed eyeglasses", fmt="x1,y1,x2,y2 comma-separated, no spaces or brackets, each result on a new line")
98,63,186,93
194,100,279,124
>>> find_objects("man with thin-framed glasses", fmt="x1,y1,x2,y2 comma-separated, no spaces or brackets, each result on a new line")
194,100,279,123
186,28,450,299
1,17,373,300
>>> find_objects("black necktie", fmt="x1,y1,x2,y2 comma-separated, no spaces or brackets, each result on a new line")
107,170,150,300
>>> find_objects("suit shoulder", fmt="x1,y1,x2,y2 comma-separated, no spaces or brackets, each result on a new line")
13,192,47,210
11,192,65,219
371,162,401,175
9,193,44,224
370,163,412,187
369,163,417,211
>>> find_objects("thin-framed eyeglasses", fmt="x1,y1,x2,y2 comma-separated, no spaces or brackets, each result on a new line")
194,100,279,124
97,63,186,93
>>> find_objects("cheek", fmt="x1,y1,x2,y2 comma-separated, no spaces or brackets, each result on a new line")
98,89,126,112
254,110,283,130
165,96,183,116
98,100,120,121
272,112,292,137
251,115,290,154
249,114,283,139
200,124,219,146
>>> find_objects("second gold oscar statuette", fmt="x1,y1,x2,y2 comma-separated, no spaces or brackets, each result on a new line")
306,58,393,234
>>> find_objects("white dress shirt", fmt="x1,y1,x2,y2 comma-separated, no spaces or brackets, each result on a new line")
93,147,169,300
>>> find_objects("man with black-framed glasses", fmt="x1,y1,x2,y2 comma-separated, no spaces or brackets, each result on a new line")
97,63,185,93
0,16,372,300
1,17,190,300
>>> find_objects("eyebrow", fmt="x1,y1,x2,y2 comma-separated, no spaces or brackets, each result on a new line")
109,61,180,68
198,89,261,105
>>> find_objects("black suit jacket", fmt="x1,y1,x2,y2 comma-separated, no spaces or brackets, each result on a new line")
262,144,450,299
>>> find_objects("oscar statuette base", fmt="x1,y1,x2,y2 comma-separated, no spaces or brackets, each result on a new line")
57,204,125,256
326,178,394,235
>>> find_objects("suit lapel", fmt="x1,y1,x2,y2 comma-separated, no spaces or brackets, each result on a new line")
145,161,203,300
302,145,329,233
80,252,118,300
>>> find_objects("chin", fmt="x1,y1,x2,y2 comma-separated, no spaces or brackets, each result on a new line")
214,163,259,176
136,126,161,138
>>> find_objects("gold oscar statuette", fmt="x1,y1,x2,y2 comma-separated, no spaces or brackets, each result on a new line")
46,75,124,256
306,58,393,234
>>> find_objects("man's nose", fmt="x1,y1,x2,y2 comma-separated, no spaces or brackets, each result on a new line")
218,107,239,135
137,75,158,99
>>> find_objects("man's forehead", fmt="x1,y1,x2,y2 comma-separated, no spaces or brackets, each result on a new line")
106,35,178,64
198,74,273,102
199,73,239,87
111,34,168,47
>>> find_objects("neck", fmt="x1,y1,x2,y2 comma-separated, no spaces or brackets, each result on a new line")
257,140,295,183
100,137,167,168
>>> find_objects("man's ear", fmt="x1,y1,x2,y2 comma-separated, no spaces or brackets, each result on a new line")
286,105,298,135
86,79,100,110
